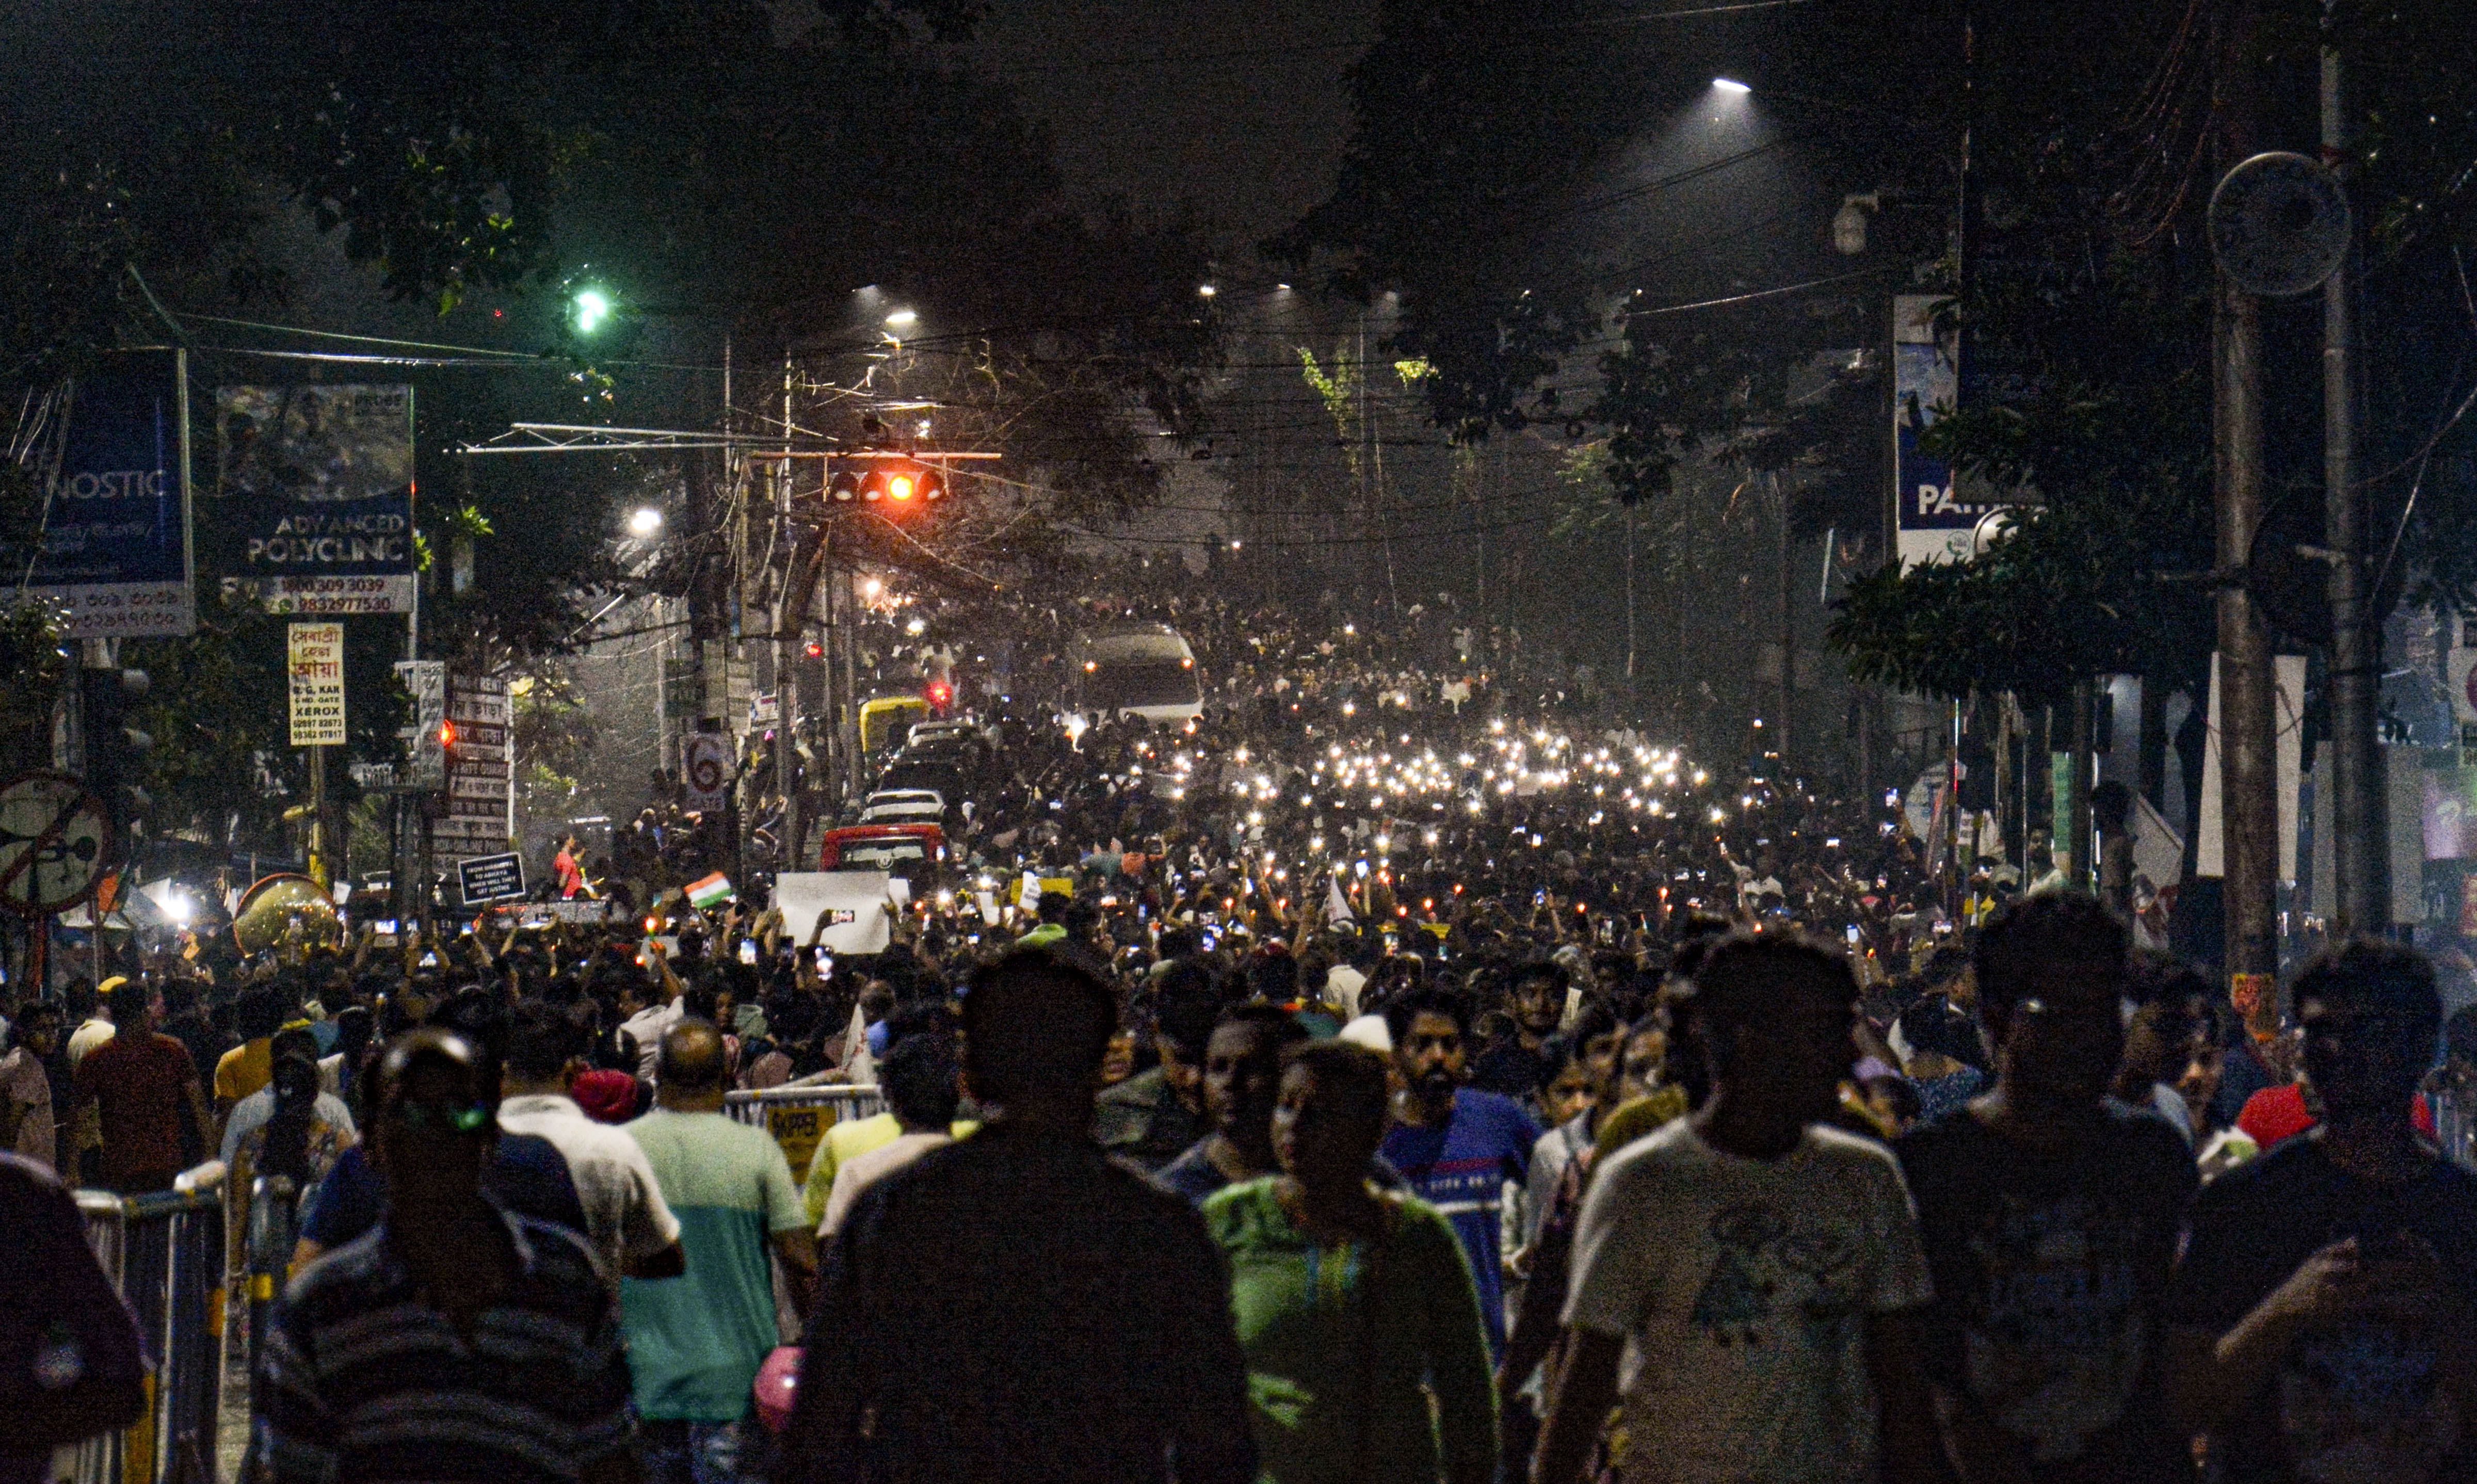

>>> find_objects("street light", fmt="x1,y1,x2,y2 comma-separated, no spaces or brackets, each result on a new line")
1197,284,1217,299
1833,192,1880,255
1712,77,1751,94
572,288,614,335
884,309,919,329
627,507,663,538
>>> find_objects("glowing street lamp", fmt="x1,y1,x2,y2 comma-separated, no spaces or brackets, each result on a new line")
1712,77,1751,94
627,507,663,538
572,288,614,335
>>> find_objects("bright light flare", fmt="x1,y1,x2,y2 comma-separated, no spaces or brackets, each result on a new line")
627,507,663,538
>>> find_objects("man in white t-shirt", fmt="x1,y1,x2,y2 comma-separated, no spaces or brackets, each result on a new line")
1536,932,1950,1484
497,1001,684,1283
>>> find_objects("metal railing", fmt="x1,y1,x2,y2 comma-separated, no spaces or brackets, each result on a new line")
724,1084,884,1182
243,1177,302,1388
73,1174,225,1484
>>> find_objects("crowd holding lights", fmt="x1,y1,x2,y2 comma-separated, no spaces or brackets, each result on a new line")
784,556,1962,969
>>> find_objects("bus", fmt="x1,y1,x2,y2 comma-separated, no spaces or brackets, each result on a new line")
1063,623,1203,735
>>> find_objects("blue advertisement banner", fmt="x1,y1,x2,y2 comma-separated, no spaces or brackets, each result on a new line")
4,347,195,637
1893,295,2002,567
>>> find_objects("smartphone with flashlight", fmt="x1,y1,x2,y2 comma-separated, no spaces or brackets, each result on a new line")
737,940,758,965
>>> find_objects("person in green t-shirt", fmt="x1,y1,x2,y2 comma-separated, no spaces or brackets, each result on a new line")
1203,1040,1497,1484
623,1021,817,1484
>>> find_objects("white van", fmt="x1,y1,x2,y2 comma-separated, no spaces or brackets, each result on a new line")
1063,623,1203,735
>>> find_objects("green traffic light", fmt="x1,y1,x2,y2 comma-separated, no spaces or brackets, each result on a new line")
573,289,612,335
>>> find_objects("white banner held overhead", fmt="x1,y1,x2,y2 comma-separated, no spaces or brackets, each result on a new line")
773,871,893,956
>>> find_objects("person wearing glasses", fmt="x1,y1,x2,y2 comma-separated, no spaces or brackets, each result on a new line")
252,1030,638,1484
2166,941,2477,1484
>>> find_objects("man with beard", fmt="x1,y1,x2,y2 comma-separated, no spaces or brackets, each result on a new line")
1382,986,1540,1359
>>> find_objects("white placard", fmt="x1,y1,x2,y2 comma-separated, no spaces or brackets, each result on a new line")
774,870,893,955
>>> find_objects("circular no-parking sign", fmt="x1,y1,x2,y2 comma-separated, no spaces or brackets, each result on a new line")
682,734,732,811
0,771,114,915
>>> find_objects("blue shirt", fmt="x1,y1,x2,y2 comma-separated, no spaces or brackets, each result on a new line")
1380,1088,1539,1353
299,1136,589,1251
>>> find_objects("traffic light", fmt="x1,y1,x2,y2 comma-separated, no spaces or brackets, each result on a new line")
925,676,954,714
803,640,825,659
858,461,946,509
84,667,152,860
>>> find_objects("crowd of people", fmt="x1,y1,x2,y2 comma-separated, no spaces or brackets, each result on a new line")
5,577,2477,1484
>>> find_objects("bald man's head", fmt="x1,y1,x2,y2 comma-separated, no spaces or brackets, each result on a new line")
658,1019,728,1092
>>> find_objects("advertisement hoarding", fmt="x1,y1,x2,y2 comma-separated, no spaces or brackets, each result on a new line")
2,349,196,637
1894,296,2003,568
212,385,416,613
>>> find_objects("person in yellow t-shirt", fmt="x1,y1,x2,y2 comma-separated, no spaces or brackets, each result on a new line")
213,990,287,1116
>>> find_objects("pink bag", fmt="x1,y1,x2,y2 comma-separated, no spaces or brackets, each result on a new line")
753,1345,802,1434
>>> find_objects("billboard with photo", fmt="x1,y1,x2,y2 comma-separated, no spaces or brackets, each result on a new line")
212,384,415,613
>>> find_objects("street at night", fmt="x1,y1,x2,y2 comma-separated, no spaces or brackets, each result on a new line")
4,5,2477,1484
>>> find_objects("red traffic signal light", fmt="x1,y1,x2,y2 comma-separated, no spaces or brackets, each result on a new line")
925,678,953,712
803,640,825,659
859,461,946,509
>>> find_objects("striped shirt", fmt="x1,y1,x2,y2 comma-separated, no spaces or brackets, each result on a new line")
252,1201,632,1484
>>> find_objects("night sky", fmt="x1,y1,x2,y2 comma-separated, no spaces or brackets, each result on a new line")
969,0,1381,252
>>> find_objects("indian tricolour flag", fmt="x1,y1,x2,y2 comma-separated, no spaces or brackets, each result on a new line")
685,873,735,910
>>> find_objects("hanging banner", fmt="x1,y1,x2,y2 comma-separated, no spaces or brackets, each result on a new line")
287,622,347,747
1893,296,2003,568
2195,653,2306,885
1,348,196,637
212,385,416,613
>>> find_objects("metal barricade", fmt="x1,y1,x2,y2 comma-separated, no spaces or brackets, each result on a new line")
244,1177,301,1388
725,1084,884,1183
73,1180,224,1484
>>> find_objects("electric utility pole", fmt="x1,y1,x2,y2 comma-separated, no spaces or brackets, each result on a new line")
2214,0,2281,1024
2323,2,2387,935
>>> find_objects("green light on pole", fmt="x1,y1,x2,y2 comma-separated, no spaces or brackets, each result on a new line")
572,288,613,335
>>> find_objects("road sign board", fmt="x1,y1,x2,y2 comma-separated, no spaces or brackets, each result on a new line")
456,852,525,905
396,660,446,786
682,733,732,812
440,671,513,861
0,772,114,914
